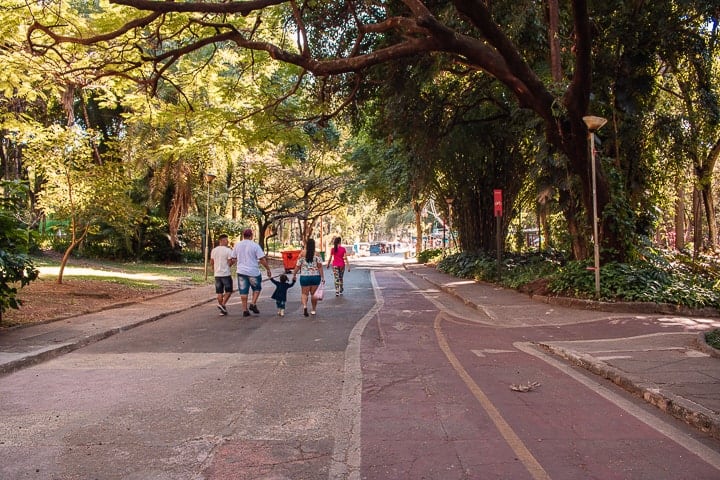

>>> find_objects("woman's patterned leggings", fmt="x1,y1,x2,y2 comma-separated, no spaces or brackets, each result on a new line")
332,266,345,294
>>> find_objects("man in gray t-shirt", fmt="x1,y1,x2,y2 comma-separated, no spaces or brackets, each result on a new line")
210,234,233,315
230,229,272,317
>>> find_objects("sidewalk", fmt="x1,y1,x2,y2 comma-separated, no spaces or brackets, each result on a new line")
405,263,720,441
0,285,213,376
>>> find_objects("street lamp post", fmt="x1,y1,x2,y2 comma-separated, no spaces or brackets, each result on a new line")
445,197,454,251
203,172,217,281
582,115,607,298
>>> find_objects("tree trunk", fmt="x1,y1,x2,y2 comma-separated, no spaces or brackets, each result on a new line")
699,140,720,252
414,201,423,256
693,186,702,258
547,0,562,82
701,184,717,252
675,181,685,251
57,241,77,285
57,223,89,284
558,188,589,260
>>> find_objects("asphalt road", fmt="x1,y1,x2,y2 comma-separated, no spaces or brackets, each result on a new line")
1,254,719,479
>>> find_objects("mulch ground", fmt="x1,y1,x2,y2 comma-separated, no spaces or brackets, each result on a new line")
1,277,179,329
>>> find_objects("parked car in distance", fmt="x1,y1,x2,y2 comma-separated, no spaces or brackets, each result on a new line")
355,242,370,256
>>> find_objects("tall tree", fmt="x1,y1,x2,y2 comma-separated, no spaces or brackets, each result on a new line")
25,125,140,282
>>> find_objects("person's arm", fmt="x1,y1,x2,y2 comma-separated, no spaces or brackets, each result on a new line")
258,256,272,277
317,257,325,282
344,251,349,271
292,257,302,281
326,251,333,269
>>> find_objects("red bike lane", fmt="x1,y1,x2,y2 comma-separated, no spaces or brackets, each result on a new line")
359,270,720,479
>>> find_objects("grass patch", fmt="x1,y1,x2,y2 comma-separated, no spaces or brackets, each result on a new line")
58,275,161,289
31,253,206,284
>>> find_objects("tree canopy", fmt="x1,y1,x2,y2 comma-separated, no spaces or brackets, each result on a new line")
20,0,720,262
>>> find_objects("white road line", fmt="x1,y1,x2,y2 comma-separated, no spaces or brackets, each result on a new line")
329,271,383,480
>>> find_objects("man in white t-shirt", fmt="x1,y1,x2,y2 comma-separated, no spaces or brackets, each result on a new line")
229,229,272,317
210,234,233,315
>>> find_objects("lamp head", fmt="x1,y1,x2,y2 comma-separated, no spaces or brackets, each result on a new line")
205,172,217,183
582,115,607,132
445,197,454,205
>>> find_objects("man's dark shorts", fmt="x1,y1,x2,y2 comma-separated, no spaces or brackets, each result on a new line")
215,276,233,294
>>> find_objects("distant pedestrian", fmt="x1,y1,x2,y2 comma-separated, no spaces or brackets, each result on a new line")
270,274,296,317
292,238,325,316
326,236,350,296
210,234,233,315
229,228,272,317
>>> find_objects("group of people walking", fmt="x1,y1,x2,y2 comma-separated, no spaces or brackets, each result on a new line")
210,230,350,318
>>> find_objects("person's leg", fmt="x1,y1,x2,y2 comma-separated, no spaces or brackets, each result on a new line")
301,286,310,316
337,266,345,294
248,275,261,314
215,278,227,314
237,275,250,316
332,267,340,295
309,285,318,314
238,295,249,316
221,277,232,311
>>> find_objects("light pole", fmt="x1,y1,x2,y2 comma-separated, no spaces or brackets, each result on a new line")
445,197,454,251
203,171,217,281
582,115,607,298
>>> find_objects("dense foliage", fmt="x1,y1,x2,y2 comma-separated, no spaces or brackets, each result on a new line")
0,181,39,317
437,250,720,309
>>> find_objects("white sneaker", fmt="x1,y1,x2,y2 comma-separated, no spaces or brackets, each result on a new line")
279,309,284,317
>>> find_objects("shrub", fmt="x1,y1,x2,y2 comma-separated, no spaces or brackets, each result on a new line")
706,329,720,350
435,247,720,309
417,248,443,264
548,250,720,307
0,207,39,320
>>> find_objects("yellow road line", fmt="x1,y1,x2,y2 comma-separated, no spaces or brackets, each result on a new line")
434,313,552,480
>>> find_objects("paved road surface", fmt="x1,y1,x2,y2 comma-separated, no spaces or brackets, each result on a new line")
0,254,718,479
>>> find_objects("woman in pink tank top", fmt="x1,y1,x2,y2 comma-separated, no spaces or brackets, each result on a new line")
326,236,350,296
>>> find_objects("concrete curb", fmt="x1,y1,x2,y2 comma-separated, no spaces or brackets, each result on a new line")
532,294,720,317
0,286,195,332
538,342,720,441
696,331,720,359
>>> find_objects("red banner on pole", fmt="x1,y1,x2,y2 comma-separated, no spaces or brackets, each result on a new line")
493,189,503,217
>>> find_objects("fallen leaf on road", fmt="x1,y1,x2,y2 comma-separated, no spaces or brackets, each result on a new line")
510,381,541,392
